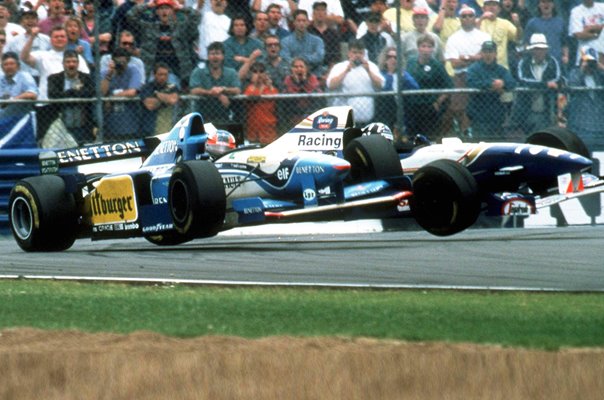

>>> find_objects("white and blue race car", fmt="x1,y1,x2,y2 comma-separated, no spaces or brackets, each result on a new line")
8,106,603,251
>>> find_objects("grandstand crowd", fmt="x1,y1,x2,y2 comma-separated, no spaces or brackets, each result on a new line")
0,0,603,149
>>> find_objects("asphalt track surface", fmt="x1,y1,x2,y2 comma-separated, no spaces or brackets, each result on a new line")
1,224,603,292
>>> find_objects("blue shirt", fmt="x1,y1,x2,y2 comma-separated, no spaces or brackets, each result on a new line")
281,32,325,73
0,70,38,118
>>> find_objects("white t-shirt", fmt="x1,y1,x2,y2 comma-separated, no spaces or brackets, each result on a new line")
3,22,26,45
5,32,51,78
32,49,89,100
250,0,291,28
198,11,231,61
326,60,384,123
445,28,491,74
569,3,604,64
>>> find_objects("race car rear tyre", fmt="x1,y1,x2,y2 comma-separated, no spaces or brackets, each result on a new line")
526,126,590,159
168,160,226,239
343,135,402,183
9,175,78,252
526,127,591,193
410,159,480,236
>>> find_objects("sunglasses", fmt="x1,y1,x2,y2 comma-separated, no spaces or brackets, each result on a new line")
460,14,475,18
266,43,280,47
121,41,134,46
386,54,396,59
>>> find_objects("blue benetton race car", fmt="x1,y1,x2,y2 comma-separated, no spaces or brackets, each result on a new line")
8,106,604,251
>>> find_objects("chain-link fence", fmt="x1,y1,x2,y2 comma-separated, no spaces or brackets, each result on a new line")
3,85,604,151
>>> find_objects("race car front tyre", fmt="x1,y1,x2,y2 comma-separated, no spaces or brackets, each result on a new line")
168,160,226,239
9,175,78,252
343,135,402,183
410,159,480,236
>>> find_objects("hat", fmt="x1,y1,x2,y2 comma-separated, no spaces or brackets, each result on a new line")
481,40,497,52
155,0,176,8
458,5,476,16
483,0,500,4
19,9,38,18
581,46,598,62
366,12,381,23
527,33,548,50
412,6,429,16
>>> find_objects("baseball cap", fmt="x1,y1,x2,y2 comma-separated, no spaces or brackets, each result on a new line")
412,6,429,16
581,46,598,62
155,0,176,8
458,5,476,16
481,41,497,52
483,0,500,4
527,33,548,50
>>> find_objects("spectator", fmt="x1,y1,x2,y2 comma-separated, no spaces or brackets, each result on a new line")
100,30,145,87
5,10,51,83
100,47,143,140
499,0,531,73
281,9,325,75
510,33,562,135
189,41,241,124
431,0,461,46
139,62,179,135
81,0,112,53
569,0,604,66
47,50,95,144
21,25,90,139
406,34,453,141
523,0,569,67
298,0,344,27
127,0,201,89
224,15,264,71
283,57,323,127
0,2,24,45
308,1,342,72
326,39,384,126
478,0,521,70
466,40,517,140
355,0,393,40
111,0,141,42
39,0,71,36
565,46,604,149
375,46,419,140
360,12,388,63
343,0,374,36
443,5,490,136
250,11,270,41
457,0,484,16
243,61,279,144
198,0,231,64
258,34,290,91
64,16,93,68
250,0,296,29
384,0,427,35
0,52,37,119
266,4,290,40
400,7,444,66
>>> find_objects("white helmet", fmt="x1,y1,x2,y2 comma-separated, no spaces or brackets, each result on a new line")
361,122,394,142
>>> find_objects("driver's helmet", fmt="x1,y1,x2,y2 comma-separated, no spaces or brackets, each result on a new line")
206,129,236,158
361,122,394,142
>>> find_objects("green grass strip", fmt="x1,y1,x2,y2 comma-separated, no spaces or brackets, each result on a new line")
1,280,602,350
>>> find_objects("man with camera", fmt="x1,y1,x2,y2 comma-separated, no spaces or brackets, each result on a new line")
565,46,604,149
326,39,384,126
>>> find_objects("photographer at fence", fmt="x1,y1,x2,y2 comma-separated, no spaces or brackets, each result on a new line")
47,50,95,145
326,39,384,126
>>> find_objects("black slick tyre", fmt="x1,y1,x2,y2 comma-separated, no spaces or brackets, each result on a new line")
410,159,480,236
9,175,78,251
526,126,590,159
343,135,402,183
168,160,226,239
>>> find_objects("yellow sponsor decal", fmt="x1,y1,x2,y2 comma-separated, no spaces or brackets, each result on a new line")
247,155,266,163
89,175,138,224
